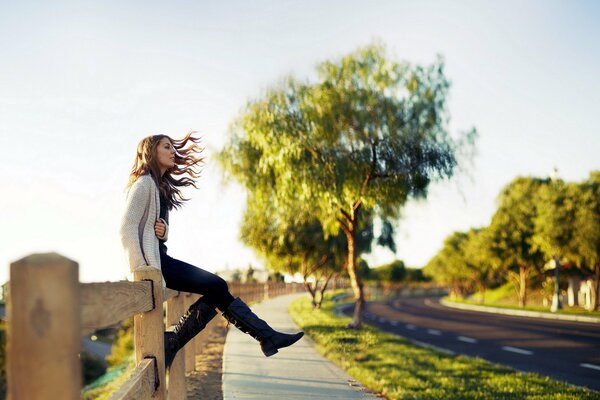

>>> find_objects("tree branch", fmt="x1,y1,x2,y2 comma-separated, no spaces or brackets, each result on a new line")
306,254,330,276
339,208,353,225
337,217,352,236
354,141,377,212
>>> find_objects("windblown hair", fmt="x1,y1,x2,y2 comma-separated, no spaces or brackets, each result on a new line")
125,131,204,210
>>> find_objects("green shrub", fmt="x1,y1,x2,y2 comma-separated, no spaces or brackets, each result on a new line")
105,318,134,367
81,350,107,386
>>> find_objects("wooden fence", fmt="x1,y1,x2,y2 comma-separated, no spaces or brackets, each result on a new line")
5,252,304,400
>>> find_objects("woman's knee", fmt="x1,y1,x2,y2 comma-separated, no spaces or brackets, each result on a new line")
212,275,230,293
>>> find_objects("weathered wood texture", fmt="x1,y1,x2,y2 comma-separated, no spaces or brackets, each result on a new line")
7,253,82,400
166,292,186,400
163,288,178,301
109,357,157,400
6,252,309,399
134,268,166,399
80,280,154,336
184,293,198,373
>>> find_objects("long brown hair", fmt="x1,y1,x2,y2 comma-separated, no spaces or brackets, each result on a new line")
126,131,204,210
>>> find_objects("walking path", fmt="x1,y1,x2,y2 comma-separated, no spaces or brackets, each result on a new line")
222,293,380,399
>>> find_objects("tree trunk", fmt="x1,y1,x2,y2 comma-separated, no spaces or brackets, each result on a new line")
477,279,486,304
519,266,528,307
315,272,334,309
507,265,530,308
303,279,318,308
342,216,365,329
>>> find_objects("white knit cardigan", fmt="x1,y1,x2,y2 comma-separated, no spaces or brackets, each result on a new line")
119,174,169,288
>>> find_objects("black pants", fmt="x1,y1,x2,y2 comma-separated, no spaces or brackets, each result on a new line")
160,250,235,311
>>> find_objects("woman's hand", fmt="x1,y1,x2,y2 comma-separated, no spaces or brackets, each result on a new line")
155,219,166,239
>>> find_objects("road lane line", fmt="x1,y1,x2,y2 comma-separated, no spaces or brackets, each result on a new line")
457,336,478,343
409,339,455,356
580,363,600,371
378,317,386,323
406,324,416,330
427,329,442,336
502,346,533,355
390,321,399,326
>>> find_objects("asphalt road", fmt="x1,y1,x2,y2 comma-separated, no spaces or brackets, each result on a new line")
346,296,600,392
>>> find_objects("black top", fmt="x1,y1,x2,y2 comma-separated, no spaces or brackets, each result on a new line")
159,193,168,254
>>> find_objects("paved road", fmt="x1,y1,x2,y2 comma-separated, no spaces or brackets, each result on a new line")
348,296,600,391
82,338,112,363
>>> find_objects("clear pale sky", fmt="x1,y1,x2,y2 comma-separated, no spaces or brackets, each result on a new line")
1,0,599,284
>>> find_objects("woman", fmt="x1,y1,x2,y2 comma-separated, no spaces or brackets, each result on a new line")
119,132,303,369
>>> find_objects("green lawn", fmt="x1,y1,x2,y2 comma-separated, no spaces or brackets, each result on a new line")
453,282,600,317
288,292,600,400
81,354,135,400
445,296,600,317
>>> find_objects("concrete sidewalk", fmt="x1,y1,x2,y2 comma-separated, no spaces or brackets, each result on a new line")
222,293,380,399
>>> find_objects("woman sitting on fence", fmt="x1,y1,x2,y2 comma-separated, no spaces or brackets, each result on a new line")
119,132,303,369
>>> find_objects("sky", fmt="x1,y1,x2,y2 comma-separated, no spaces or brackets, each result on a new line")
1,0,599,284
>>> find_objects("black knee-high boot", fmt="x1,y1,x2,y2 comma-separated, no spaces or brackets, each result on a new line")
164,298,217,369
222,297,304,357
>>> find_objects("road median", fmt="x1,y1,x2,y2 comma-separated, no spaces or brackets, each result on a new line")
439,299,600,323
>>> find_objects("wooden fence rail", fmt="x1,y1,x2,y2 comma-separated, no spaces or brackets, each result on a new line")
6,253,304,399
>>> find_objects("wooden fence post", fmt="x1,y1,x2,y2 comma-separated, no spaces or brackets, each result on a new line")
183,293,197,373
7,253,81,400
166,292,185,399
134,268,166,399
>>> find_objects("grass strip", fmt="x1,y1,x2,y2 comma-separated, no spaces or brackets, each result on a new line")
81,354,135,399
445,296,600,317
288,291,600,400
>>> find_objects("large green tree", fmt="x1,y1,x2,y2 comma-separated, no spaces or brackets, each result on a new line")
424,228,498,302
239,192,385,308
239,192,341,307
462,227,500,303
219,43,475,327
533,178,579,268
487,177,547,307
424,231,473,297
533,177,587,311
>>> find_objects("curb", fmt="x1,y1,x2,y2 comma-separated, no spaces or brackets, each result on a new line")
439,299,600,324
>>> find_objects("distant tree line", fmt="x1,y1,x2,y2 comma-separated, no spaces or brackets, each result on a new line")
356,259,428,284
423,172,600,310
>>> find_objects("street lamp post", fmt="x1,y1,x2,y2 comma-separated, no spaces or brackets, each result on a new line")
550,167,563,312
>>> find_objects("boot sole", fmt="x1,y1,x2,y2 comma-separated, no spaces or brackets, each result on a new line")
263,347,279,357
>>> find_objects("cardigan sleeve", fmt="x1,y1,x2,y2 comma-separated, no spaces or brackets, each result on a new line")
119,177,151,272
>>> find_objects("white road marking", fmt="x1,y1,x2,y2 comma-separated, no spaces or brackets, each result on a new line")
502,346,533,355
406,324,416,330
390,321,399,326
427,329,442,336
580,363,600,371
378,317,386,323
410,339,455,356
457,336,478,343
